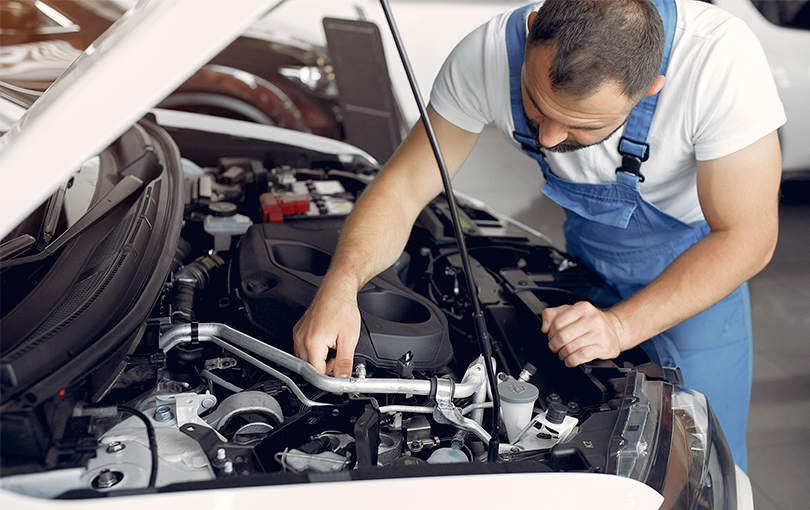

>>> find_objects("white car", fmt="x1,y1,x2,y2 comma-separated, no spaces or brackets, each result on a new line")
0,1,752,509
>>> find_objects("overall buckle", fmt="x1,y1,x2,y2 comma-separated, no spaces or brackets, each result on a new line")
616,137,649,183
616,155,646,183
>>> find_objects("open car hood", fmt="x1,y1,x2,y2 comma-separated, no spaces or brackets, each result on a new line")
0,0,281,238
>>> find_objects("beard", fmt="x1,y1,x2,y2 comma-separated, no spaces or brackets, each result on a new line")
520,99,626,154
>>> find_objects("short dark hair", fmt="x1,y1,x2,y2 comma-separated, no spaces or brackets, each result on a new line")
527,0,665,101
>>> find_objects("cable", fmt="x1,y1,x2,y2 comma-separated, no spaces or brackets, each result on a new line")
117,405,158,489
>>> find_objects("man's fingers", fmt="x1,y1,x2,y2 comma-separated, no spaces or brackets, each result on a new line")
562,343,603,368
545,305,594,353
541,305,569,333
556,333,592,360
332,321,360,378
293,321,333,375
306,341,330,375
543,301,624,367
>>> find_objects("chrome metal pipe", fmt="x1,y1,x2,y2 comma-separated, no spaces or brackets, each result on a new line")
160,323,485,398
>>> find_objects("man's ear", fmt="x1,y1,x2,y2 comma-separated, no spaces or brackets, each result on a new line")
646,76,666,97
528,11,537,27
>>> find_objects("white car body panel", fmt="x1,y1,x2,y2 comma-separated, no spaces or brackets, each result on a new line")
151,108,378,166
1,471,664,509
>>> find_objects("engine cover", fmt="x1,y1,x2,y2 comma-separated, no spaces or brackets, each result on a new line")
237,222,452,372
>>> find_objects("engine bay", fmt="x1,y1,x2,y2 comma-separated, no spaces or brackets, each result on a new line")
0,118,675,498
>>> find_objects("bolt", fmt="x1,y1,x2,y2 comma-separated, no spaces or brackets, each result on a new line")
331,409,340,417
212,447,228,468
247,281,268,293
106,441,125,454
96,469,119,489
154,406,174,422
223,461,234,475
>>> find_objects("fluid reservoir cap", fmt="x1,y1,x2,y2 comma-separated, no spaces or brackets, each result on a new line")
497,378,539,405
546,402,567,425
209,201,238,217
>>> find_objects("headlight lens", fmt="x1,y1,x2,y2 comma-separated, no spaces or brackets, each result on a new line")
612,372,737,509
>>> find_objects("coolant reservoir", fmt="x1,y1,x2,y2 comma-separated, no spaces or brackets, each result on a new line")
426,442,468,464
498,377,539,443
203,202,252,252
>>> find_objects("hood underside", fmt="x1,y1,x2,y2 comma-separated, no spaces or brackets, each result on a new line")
0,0,282,238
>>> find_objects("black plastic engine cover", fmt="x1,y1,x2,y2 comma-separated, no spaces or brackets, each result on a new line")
237,222,452,372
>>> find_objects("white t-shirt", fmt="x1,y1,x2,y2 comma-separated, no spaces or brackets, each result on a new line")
430,0,786,224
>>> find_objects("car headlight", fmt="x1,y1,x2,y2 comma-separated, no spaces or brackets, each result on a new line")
278,65,338,99
611,372,737,510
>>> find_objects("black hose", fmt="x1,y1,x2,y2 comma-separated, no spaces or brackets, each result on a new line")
118,405,159,488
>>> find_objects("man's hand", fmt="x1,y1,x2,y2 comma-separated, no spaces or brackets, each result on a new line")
542,302,627,367
293,282,361,378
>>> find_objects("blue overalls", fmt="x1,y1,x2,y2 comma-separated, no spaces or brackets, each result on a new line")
506,1,752,471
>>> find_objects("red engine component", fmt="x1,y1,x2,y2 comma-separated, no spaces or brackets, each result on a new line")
260,193,310,223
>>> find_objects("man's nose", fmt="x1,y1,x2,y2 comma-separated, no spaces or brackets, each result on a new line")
537,118,568,148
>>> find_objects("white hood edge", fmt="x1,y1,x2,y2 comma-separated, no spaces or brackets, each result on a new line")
0,0,281,239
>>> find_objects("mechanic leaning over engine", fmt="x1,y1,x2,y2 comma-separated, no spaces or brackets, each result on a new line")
293,0,785,472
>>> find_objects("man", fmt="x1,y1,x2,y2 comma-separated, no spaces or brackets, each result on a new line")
293,0,785,471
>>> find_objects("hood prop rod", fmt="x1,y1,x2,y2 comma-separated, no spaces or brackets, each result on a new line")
379,0,501,462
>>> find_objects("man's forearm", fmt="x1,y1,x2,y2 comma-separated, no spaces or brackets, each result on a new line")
610,225,777,351
319,106,479,294
322,177,424,295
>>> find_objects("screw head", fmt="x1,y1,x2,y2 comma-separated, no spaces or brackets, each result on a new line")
94,469,122,489
106,441,125,453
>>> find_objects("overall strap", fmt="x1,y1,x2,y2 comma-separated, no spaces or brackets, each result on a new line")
617,0,677,182
506,3,551,174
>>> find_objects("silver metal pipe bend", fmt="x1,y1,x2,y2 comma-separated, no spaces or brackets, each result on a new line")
160,323,484,398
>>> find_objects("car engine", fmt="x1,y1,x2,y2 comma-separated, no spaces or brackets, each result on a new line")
0,117,730,505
